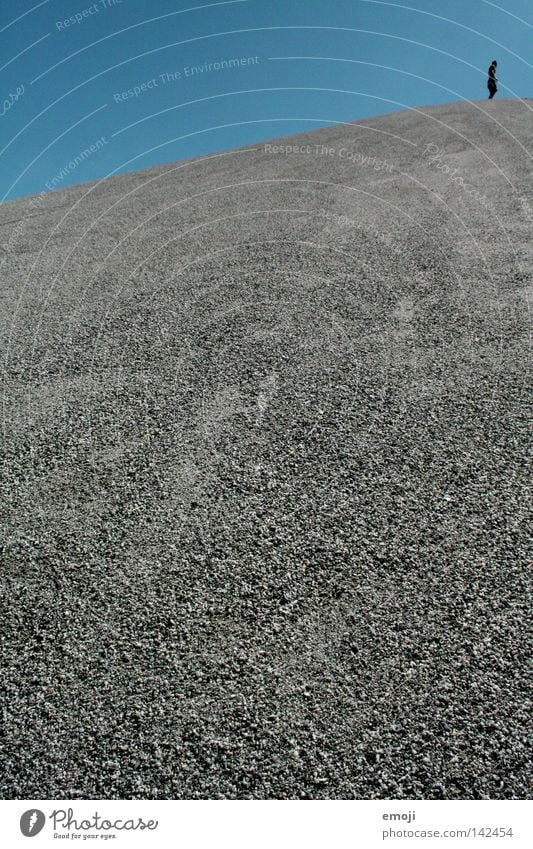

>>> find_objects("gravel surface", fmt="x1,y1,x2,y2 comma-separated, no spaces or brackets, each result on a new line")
0,99,531,800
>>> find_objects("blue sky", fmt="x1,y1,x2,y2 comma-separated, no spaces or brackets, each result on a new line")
1,0,531,200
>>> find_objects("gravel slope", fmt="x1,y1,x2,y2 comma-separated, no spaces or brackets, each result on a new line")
0,99,531,800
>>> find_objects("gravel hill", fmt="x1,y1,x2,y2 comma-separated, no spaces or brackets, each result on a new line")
0,99,531,800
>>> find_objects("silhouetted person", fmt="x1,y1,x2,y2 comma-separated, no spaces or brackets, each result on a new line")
487,61,498,99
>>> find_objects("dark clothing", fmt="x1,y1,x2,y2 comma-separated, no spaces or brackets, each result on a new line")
488,64,497,98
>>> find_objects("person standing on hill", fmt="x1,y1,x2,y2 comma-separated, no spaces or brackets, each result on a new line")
487,61,498,99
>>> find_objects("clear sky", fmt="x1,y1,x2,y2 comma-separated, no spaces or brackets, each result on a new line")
1,0,531,201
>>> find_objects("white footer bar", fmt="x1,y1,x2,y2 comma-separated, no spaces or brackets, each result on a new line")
1,799,531,849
